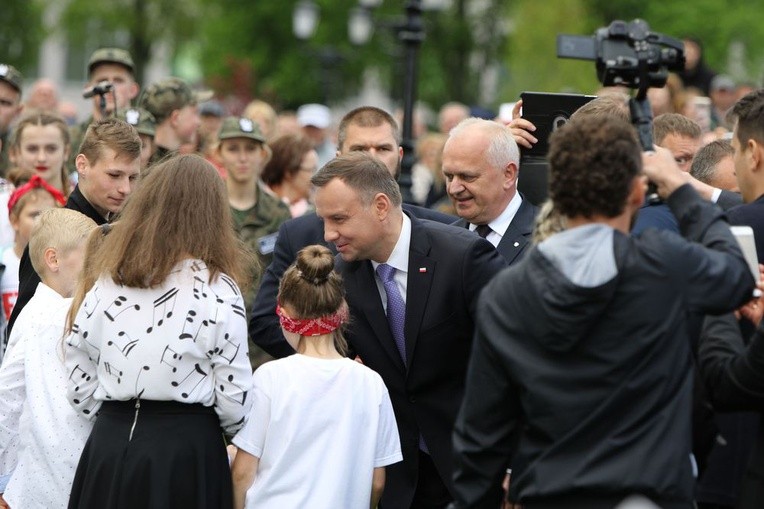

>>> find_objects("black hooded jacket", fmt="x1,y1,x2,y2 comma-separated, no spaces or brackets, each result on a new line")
452,185,754,509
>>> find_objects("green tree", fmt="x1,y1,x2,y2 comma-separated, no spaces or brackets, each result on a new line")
61,0,203,85
422,0,509,107
642,0,764,82
199,0,387,109
0,0,44,74
502,0,600,101
501,0,764,102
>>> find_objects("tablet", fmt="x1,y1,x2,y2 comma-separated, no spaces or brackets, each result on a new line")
519,91,596,161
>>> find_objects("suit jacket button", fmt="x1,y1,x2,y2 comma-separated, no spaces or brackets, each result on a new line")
409,395,416,403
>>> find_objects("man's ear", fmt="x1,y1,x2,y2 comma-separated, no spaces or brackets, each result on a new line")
128,82,140,101
629,175,648,210
749,139,764,173
75,153,90,178
503,161,518,188
43,247,59,273
169,109,182,127
373,192,392,220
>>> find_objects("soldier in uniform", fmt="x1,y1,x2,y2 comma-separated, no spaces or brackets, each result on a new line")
140,77,212,165
0,63,23,176
217,116,291,369
69,48,139,169
116,107,156,169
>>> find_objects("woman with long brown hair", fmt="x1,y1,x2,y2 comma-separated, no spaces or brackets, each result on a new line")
65,154,255,509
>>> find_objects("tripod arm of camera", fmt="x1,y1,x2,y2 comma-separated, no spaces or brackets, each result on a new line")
630,56,662,203
629,94,653,152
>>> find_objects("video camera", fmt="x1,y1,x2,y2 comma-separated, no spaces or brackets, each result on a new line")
516,20,686,205
557,19,685,90
558,20,685,203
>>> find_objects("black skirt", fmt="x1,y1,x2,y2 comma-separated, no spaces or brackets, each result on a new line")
68,399,232,509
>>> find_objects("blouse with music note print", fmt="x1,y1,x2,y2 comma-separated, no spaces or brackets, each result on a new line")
63,258,253,434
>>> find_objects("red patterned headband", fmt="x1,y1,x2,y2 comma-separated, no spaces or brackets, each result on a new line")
7,174,66,213
276,303,348,337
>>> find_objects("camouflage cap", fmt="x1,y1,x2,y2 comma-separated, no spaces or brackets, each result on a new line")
88,48,135,75
218,116,266,143
116,107,156,137
0,63,23,93
140,77,214,123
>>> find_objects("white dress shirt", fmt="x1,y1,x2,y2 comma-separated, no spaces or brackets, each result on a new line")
469,192,523,247
372,214,412,310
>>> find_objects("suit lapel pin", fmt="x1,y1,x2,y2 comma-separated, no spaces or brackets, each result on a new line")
419,267,427,273
513,241,520,247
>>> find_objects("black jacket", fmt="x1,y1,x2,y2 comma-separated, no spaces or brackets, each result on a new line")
450,195,538,266
452,185,754,509
6,185,106,336
699,296,764,509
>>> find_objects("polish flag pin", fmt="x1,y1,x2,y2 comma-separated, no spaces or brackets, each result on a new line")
419,267,427,273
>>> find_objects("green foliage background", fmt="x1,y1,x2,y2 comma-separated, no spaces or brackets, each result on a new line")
1,0,763,110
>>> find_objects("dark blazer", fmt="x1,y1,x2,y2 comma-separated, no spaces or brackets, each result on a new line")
718,189,744,211
249,204,457,358
699,312,764,509
337,214,506,508
451,195,538,266
7,185,106,336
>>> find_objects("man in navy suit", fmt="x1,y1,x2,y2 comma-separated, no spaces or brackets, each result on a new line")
442,118,538,265
312,152,506,508
697,89,764,509
249,106,455,359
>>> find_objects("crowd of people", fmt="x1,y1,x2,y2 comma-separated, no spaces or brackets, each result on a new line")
0,38,762,509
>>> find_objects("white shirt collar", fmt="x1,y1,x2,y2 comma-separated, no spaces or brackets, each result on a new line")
372,213,411,275
469,192,522,242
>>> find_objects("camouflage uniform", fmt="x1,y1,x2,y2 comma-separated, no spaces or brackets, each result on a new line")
219,116,292,369
0,131,11,177
148,145,175,166
232,184,291,368
0,63,23,177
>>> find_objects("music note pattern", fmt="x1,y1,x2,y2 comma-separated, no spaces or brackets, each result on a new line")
65,259,253,433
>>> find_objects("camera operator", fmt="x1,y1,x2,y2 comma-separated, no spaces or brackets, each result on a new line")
451,116,755,509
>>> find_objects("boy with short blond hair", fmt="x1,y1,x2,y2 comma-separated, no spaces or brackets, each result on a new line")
0,208,97,509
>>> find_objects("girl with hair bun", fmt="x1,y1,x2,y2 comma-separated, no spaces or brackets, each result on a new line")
231,244,402,509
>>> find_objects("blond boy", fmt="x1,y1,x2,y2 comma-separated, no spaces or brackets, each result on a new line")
0,209,96,509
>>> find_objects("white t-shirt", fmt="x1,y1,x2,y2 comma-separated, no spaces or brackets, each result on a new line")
233,355,402,509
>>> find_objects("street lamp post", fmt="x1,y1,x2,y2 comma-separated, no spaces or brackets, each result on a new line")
397,0,424,204
293,0,445,202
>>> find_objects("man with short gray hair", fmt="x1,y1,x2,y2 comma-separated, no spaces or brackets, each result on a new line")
442,118,538,265
690,139,737,192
